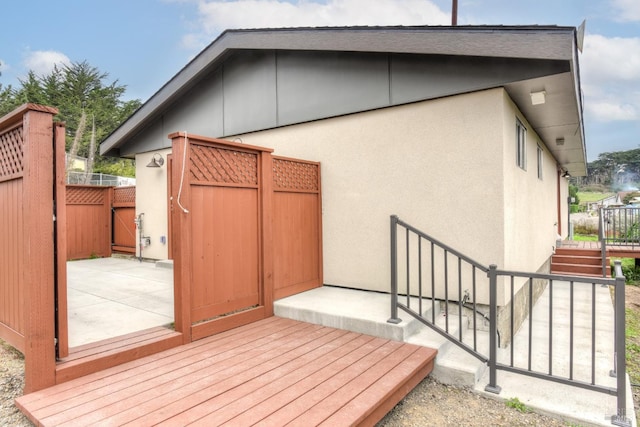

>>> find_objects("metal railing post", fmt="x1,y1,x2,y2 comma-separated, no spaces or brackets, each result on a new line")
611,261,631,427
388,215,402,324
485,264,501,394
600,207,607,277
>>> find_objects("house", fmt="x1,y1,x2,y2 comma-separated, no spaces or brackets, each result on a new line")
100,25,585,305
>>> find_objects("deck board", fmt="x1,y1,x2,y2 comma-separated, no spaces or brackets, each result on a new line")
16,317,436,427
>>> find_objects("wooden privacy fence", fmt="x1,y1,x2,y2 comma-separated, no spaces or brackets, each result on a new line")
66,186,112,259
112,186,136,254
0,104,67,392
272,156,323,300
65,185,136,259
170,133,322,343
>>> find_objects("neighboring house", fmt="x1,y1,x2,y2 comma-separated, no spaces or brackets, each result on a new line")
586,194,623,211
100,25,585,302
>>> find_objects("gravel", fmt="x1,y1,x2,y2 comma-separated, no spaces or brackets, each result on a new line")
0,342,31,427
377,377,569,427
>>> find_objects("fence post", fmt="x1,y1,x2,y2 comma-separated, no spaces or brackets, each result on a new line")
485,264,501,394
388,215,401,324
611,261,631,426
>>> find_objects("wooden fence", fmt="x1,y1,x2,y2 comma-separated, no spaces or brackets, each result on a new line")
272,156,323,299
0,104,64,392
65,185,136,259
66,186,112,260
112,186,136,254
170,133,323,343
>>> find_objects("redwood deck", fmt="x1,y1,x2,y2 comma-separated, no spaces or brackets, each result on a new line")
561,239,640,258
16,317,436,426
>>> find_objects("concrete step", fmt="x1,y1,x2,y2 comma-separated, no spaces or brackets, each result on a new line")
155,259,174,269
406,313,488,387
274,286,487,388
274,286,436,342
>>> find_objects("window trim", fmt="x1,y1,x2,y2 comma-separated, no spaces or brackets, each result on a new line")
516,119,527,170
537,144,544,180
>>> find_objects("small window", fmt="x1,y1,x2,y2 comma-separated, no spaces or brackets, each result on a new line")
537,145,543,180
516,119,526,170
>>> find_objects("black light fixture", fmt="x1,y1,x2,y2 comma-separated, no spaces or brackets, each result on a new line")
146,153,164,168
562,170,571,178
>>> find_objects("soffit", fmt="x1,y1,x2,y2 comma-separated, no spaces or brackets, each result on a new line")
505,71,586,177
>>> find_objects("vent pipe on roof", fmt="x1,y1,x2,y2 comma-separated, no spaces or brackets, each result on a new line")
452,0,458,26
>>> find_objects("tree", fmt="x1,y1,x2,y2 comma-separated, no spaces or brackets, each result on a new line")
569,184,580,205
0,61,141,177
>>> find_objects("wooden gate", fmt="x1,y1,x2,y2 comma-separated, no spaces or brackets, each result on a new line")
0,104,67,392
112,186,136,254
170,133,322,343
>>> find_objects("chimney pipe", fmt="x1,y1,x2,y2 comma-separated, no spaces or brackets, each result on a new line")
452,0,458,26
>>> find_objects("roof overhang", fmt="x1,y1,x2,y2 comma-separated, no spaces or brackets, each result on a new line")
100,25,586,176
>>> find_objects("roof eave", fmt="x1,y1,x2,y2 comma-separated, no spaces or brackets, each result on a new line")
100,25,580,157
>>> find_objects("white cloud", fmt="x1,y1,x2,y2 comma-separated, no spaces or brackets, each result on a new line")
588,101,637,122
183,0,449,49
0,58,8,75
611,0,640,22
582,34,640,82
23,50,71,77
581,34,640,122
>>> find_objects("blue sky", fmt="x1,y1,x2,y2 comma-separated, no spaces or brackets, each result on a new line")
0,0,638,161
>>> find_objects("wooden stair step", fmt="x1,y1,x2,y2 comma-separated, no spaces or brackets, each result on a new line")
552,255,606,266
554,248,602,257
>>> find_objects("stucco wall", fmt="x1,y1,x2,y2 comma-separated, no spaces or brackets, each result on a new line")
502,91,560,274
130,88,565,306
134,149,172,260
238,89,506,297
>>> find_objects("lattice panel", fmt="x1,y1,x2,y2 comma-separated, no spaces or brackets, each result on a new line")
273,158,319,192
114,186,135,204
190,145,258,186
0,127,24,178
66,187,105,205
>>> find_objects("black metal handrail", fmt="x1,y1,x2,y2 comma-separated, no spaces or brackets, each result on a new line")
389,215,631,427
599,206,640,277
600,206,640,248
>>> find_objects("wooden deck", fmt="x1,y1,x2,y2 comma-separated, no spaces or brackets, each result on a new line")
561,239,640,258
16,317,436,426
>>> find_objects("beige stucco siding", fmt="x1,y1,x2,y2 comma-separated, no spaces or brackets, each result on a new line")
134,149,172,260
130,87,564,305
502,91,561,273
239,89,506,295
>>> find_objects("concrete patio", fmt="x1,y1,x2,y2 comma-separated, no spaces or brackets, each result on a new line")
67,257,174,347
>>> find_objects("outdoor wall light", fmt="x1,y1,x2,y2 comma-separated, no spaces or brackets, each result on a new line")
146,153,164,168
562,170,571,178
530,90,546,105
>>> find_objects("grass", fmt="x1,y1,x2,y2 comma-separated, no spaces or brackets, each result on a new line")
627,300,640,386
572,234,598,242
577,191,614,203
505,397,531,413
